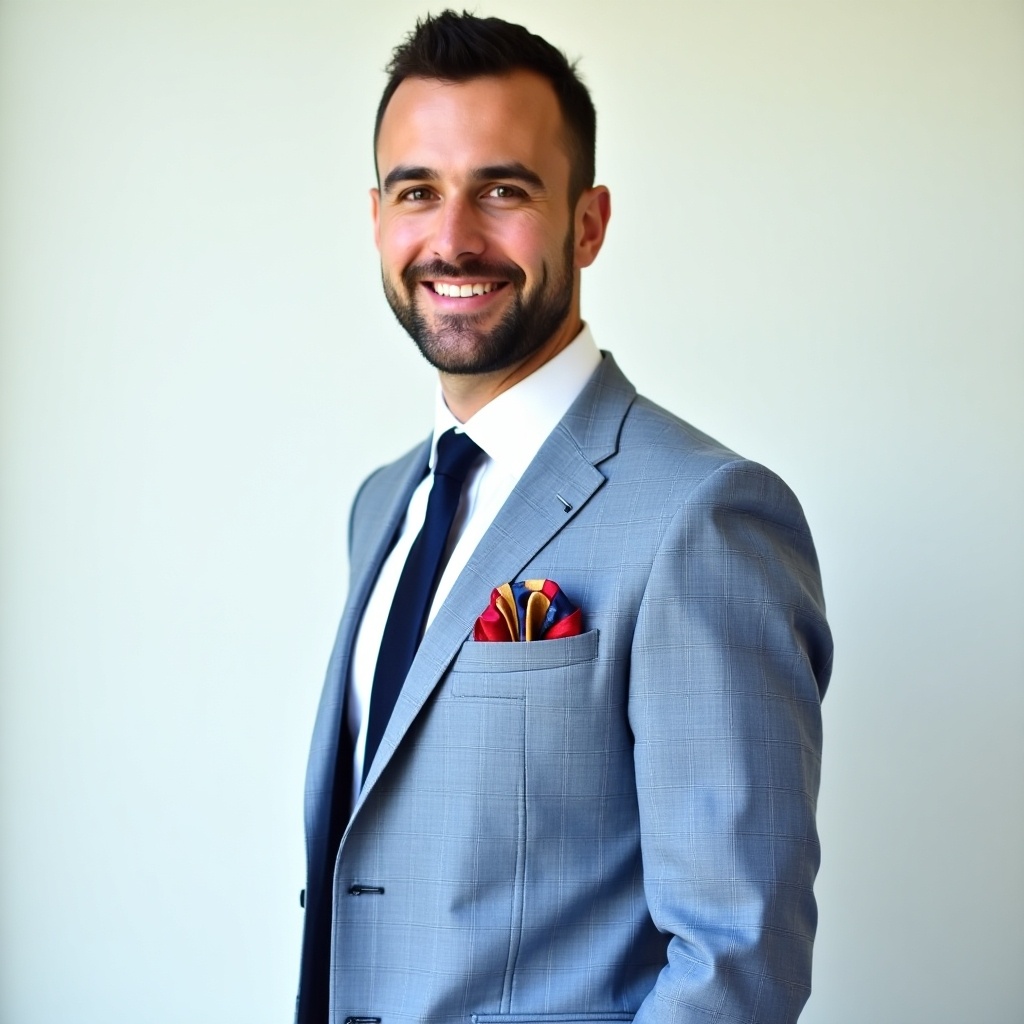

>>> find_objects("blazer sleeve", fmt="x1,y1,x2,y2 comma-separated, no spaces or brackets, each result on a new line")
629,459,833,1024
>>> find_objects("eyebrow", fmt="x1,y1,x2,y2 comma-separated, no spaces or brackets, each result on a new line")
475,163,545,190
382,165,437,193
381,161,546,194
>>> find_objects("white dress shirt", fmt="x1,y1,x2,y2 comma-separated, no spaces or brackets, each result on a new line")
347,325,602,799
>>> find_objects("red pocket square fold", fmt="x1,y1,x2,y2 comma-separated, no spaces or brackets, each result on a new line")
473,579,583,642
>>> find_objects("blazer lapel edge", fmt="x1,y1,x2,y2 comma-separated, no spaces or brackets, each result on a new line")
353,356,637,808
304,439,430,859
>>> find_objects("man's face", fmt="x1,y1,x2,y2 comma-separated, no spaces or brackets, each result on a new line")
372,72,580,377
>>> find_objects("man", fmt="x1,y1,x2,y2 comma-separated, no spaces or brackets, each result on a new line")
298,11,832,1024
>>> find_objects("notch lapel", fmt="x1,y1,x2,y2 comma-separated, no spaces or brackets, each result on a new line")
353,354,636,812
304,439,429,865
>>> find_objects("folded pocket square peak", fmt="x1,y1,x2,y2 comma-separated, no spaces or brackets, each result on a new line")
474,579,583,642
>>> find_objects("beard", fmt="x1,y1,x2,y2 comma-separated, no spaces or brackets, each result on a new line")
382,231,575,376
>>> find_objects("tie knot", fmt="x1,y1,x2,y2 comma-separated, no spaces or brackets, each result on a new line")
434,428,482,483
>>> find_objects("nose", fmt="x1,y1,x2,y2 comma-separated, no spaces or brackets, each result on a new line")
430,195,485,263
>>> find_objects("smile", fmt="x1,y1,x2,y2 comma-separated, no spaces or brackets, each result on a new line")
430,281,505,297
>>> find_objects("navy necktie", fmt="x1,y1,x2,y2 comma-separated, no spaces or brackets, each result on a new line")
362,428,482,781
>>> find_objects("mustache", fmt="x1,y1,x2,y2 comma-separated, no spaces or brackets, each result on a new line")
402,258,527,291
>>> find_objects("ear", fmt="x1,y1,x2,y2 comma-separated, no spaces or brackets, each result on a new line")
573,185,611,269
370,187,381,251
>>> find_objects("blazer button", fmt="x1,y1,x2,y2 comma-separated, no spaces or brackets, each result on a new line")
299,889,305,908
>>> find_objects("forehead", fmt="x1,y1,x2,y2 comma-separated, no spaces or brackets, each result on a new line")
376,71,570,180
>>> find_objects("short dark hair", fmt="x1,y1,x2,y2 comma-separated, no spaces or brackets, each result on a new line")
374,10,596,204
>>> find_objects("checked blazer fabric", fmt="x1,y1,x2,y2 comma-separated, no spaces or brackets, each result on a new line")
297,353,833,1024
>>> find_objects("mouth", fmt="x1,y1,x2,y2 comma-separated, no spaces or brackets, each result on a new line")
427,280,509,299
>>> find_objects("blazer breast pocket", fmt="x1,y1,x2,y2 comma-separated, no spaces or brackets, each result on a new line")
448,628,600,699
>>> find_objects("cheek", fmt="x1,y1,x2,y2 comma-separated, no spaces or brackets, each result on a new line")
380,217,428,267
499,218,564,274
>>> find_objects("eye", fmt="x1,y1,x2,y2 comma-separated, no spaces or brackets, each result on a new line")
400,186,436,202
486,184,524,199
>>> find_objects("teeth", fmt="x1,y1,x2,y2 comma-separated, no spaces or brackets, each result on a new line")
432,281,497,297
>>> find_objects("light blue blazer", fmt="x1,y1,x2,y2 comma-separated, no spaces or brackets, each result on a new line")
298,353,833,1024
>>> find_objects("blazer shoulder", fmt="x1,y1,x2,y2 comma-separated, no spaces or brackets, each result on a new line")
577,359,813,530
615,392,749,488
624,391,732,451
611,392,823,563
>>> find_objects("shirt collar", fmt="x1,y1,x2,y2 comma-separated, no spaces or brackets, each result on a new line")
430,324,602,476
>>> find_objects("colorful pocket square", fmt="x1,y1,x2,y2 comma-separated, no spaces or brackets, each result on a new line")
473,579,583,642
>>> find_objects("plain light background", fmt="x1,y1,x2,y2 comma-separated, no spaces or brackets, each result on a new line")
1,2,1021,1022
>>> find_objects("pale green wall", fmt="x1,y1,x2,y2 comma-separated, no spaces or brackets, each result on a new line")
1,2,1021,1021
